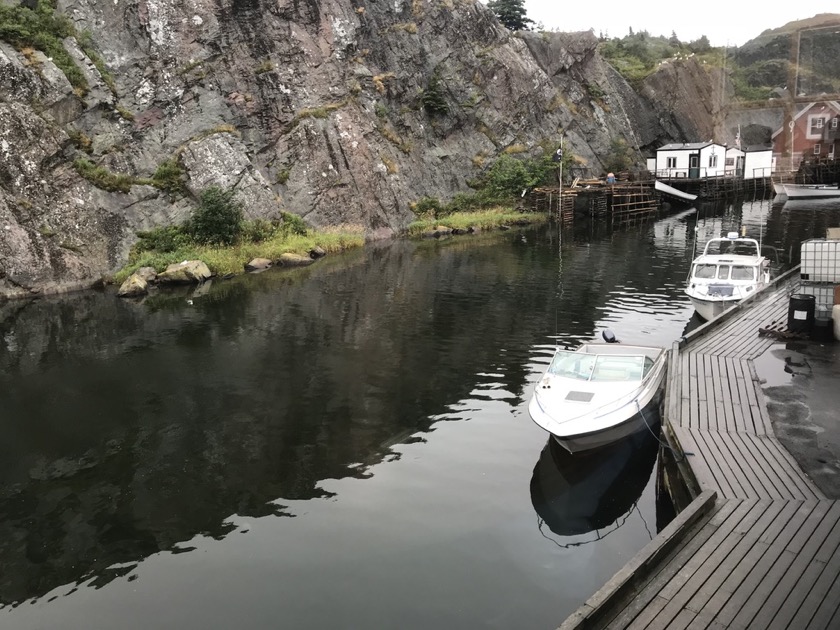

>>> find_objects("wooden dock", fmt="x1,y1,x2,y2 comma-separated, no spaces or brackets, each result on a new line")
561,268,840,628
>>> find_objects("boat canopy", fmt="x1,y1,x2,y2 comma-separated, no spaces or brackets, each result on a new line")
701,236,761,257
548,350,653,382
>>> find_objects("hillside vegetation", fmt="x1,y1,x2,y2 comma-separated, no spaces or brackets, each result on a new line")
599,16,840,101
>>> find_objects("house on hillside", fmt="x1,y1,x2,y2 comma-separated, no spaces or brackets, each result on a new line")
651,142,727,179
771,101,840,168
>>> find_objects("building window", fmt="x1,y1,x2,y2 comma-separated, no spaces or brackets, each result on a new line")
833,118,839,130
708,154,718,168
814,144,821,155
811,118,825,134
725,157,734,166
666,157,677,168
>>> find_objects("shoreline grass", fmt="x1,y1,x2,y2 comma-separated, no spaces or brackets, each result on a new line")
405,207,547,237
114,208,546,285
114,226,366,284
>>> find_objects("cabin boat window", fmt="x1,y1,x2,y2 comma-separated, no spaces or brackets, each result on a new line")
716,265,731,279
693,264,717,279
730,265,755,280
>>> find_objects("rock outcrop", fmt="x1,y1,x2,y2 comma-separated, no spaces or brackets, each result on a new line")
0,0,724,297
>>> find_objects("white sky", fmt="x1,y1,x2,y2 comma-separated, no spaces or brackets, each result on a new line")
521,2,840,47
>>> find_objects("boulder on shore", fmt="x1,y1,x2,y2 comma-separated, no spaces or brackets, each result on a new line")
134,267,158,282
117,273,148,297
157,260,213,284
276,253,314,267
245,258,273,272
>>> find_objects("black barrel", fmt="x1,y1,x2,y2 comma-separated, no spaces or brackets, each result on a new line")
788,294,816,334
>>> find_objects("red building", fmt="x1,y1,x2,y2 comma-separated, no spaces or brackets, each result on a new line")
772,101,840,168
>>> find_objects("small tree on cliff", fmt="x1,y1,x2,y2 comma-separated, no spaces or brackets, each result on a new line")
191,186,243,246
487,0,533,32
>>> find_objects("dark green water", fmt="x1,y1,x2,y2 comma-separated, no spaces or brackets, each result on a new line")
1,197,837,628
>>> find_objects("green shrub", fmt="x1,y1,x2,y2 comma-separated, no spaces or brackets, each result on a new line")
135,225,191,253
242,218,280,243
482,154,539,198
151,159,186,194
412,196,444,218
280,211,309,236
445,192,481,214
190,186,243,246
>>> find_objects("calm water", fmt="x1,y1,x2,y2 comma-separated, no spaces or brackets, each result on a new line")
1,196,838,628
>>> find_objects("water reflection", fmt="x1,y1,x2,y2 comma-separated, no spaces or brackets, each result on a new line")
3,196,837,625
529,423,660,546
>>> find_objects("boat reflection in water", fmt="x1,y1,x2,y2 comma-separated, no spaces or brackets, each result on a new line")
529,419,660,544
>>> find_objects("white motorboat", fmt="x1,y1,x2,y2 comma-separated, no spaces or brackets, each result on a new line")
782,183,840,199
528,333,667,454
685,232,770,321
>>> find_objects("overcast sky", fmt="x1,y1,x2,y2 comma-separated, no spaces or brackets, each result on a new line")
519,2,839,47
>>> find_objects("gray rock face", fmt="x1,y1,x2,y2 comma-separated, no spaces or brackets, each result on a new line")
0,0,722,296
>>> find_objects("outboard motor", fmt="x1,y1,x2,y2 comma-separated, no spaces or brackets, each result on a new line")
602,329,619,344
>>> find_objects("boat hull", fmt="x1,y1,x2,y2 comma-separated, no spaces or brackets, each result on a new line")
548,391,662,454
688,295,737,321
782,184,840,199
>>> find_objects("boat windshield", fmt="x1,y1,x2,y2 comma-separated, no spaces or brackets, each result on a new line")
730,265,756,280
693,264,717,279
548,351,651,382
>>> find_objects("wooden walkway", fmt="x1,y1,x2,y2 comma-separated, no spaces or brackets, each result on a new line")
561,269,840,628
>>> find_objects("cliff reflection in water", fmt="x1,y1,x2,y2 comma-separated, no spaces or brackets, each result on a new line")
530,423,660,545
1,230,620,607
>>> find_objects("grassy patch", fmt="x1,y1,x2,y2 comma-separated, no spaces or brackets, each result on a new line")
372,73,395,94
73,157,139,193
405,208,546,237
115,225,366,283
0,1,87,92
392,22,418,34
378,125,412,154
255,60,274,74
290,101,347,127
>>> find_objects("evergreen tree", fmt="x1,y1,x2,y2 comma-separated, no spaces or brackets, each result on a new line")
487,0,533,32
422,67,449,116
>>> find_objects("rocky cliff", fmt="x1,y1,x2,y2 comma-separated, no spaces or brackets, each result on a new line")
0,0,721,297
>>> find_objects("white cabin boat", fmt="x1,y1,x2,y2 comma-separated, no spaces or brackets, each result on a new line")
685,232,770,321
528,338,667,454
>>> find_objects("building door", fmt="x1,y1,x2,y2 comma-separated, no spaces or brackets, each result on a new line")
736,156,745,178
689,153,700,178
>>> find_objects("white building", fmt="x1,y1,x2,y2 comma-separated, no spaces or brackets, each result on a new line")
653,142,728,179
742,145,774,180
725,147,745,177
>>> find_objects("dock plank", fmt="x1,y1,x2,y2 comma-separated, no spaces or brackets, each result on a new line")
616,501,748,629
643,500,766,628
743,501,840,628
718,500,835,627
